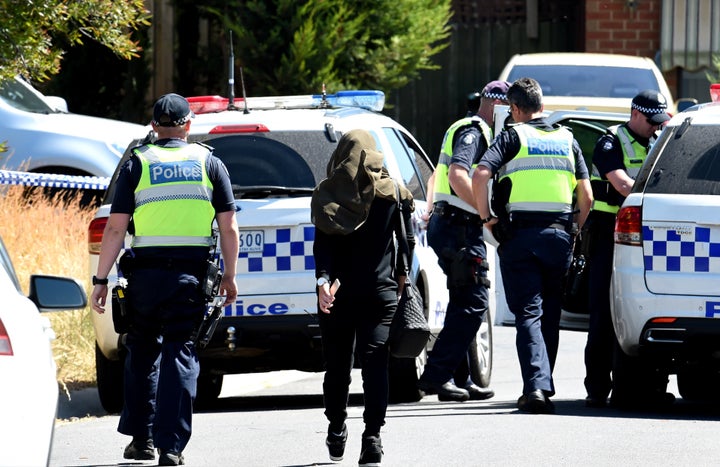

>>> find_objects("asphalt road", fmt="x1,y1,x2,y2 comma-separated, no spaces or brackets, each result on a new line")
52,325,720,467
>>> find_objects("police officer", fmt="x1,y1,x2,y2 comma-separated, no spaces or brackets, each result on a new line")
417,80,509,402
583,90,670,408
90,93,239,466
473,77,593,413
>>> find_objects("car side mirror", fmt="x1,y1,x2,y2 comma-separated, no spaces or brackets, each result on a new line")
44,96,69,113
676,98,699,113
28,275,88,311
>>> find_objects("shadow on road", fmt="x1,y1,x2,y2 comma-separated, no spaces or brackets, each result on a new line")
59,386,720,422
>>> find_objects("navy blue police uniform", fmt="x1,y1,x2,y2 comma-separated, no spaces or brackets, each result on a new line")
584,89,670,407
418,118,492,399
583,126,649,404
111,138,234,455
479,118,589,406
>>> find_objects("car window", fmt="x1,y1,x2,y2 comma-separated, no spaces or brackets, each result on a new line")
638,124,720,195
204,134,320,191
382,127,432,201
553,117,626,169
506,65,658,98
0,78,55,113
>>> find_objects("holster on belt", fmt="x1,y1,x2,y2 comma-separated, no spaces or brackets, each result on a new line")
442,247,491,288
111,282,130,334
591,179,624,206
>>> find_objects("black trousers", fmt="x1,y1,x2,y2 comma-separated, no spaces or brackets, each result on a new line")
583,210,617,399
318,290,396,437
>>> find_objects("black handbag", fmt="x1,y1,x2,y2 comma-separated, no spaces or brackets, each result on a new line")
389,183,430,358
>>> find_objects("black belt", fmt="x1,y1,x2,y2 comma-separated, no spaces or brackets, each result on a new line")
512,220,567,230
433,202,481,225
131,256,207,271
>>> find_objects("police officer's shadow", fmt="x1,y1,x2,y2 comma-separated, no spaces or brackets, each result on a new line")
196,393,365,413
385,396,720,422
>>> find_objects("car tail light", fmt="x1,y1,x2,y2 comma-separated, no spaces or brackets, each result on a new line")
650,317,677,324
88,217,108,254
711,84,720,103
209,124,270,134
0,318,13,356
615,205,642,246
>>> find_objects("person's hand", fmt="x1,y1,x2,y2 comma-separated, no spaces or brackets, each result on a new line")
220,273,238,306
91,284,108,314
397,275,408,299
318,281,336,314
484,216,498,227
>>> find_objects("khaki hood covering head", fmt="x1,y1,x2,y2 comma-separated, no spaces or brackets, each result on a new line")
311,129,414,235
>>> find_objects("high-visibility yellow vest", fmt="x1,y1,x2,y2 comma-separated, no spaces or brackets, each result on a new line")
499,123,576,214
131,143,216,248
590,125,647,214
433,116,493,213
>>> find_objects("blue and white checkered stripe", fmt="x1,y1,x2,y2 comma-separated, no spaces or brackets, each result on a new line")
0,170,110,190
238,226,315,272
643,225,720,272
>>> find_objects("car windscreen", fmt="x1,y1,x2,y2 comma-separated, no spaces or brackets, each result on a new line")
506,65,658,98
203,132,331,196
640,124,720,195
0,78,55,113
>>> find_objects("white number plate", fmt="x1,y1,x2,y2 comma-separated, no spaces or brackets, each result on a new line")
239,230,264,253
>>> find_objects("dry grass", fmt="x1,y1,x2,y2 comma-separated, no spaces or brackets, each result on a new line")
0,186,96,394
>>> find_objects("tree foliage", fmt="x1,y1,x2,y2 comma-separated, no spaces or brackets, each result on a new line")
707,54,720,84
0,0,151,84
198,0,452,96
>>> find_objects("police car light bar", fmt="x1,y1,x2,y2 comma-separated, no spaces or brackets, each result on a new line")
188,90,385,114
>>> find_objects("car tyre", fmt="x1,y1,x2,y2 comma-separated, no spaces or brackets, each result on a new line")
195,371,224,409
677,365,720,402
611,340,669,408
95,342,125,414
468,311,493,388
388,349,427,403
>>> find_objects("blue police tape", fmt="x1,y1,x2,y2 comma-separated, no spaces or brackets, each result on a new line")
0,170,110,190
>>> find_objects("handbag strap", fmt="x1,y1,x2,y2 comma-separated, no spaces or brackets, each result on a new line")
394,182,411,276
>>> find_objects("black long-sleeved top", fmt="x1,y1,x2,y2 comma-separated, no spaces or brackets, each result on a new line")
314,196,415,297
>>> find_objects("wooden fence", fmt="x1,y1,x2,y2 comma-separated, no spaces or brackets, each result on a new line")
387,14,579,162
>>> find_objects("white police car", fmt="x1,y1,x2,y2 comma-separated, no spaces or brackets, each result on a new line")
0,234,87,466
88,90,495,411
611,84,720,402
0,75,147,178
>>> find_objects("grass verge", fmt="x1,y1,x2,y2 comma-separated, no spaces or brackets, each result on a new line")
0,186,96,395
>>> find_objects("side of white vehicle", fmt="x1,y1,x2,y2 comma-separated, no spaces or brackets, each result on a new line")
610,92,720,402
88,92,493,412
0,236,88,467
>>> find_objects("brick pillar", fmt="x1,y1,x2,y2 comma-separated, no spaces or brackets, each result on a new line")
585,0,677,99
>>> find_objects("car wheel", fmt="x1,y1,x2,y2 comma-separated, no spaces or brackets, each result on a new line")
95,342,125,414
468,310,493,388
677,366,720,401
611,340,669,407
388,349,427,403
195,371,224,408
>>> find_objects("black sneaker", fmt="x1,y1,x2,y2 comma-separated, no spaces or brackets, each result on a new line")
358,435,383,467
326,424,348,461
123,437,155,460
158,449,185,466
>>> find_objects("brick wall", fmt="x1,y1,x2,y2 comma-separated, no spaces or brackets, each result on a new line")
584,0,677,96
